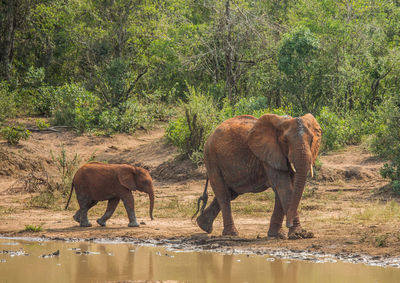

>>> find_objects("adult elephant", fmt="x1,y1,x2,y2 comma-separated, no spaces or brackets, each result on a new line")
65,162,154,227
193,114,321,239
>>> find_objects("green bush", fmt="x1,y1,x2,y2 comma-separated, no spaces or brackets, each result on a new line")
35,119,50,130
120,98,154,133
53,83,99,133
1,125,30,145
0,82,17,121
317,107,350,151
234,96,269,116
166,86,219,162
98,107,121,134
14,67,56,116
33,86,57,116
370,97,400,192
51,144,80,194
23,224,43,232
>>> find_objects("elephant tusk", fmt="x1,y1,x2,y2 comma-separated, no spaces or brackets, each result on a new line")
310,165,314,178
290,163,296,173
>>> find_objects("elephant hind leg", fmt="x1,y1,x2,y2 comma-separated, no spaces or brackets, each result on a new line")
97,197,120,227
209,175,238,236
196,197,220,233
78,198,98,227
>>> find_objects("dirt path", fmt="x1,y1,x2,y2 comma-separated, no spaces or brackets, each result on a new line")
1,123,400,258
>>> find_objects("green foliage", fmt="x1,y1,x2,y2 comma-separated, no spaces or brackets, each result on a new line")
278,27,321,113
0,82,16,121
166,86,219,162
50,144,80,194
317,107,348,151
1,125,30,145
35,119,50,130
316,107,371,152
15,67,56,116
23,224,43,232
119,98,154,133
371,97,400,192
53,84,99,133
2,0,400,167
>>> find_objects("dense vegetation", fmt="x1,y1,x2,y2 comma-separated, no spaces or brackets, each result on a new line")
1,0,400,189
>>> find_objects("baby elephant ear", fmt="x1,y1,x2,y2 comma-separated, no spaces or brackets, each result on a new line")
248,114,288,171
118,166,136,191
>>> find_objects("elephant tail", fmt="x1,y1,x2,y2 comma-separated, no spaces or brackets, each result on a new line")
65,183,74,210
191,177,209,220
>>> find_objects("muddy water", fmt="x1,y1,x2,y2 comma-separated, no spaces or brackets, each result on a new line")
1,238,400,283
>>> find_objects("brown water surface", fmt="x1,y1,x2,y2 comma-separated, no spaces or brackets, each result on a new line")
0,238,399,283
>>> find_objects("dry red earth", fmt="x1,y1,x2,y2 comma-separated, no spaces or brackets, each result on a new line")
1,119,399,258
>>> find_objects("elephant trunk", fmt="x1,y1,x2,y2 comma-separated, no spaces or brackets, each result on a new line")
286,147,311,228
148,188,154,220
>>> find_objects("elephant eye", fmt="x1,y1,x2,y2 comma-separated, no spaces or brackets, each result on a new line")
310,136,314,145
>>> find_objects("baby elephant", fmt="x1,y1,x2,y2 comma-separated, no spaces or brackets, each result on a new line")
65,162,154,227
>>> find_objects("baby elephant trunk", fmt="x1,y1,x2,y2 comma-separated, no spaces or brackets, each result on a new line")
148,188,154,220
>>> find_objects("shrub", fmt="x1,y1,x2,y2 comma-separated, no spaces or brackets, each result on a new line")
1,125,30,145
33,86,57,116
35,119,50,130
317,107,349,151
120,98,153,133
50,144,80,194
14,67,56,116
234,96,269,116
371,97,400,192
0,82,17,121
166,86,219,163
24,224,43,232
53,83,99,133
98,107,121,135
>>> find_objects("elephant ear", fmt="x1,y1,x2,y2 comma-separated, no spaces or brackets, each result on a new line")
117,166,136,191
248,114,288,171
301,113,322,165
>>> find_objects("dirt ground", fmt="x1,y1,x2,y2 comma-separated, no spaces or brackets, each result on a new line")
1,119,400,258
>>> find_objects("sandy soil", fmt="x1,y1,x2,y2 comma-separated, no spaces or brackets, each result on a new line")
1,119,399,258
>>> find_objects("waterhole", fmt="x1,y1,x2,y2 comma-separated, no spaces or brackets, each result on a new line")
1,238,399,282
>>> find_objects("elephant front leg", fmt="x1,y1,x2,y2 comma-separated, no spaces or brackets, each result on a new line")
196,197,220,233
267,194,286,239
287,212,314,239
97,197,120,227
121,193,139,227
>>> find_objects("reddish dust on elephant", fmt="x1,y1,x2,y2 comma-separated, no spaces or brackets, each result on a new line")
66,162,154,227
194,114,321,240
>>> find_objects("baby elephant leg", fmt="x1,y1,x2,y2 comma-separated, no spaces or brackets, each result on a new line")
97,198,120,227
78,199,98,227
121,193,139,227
